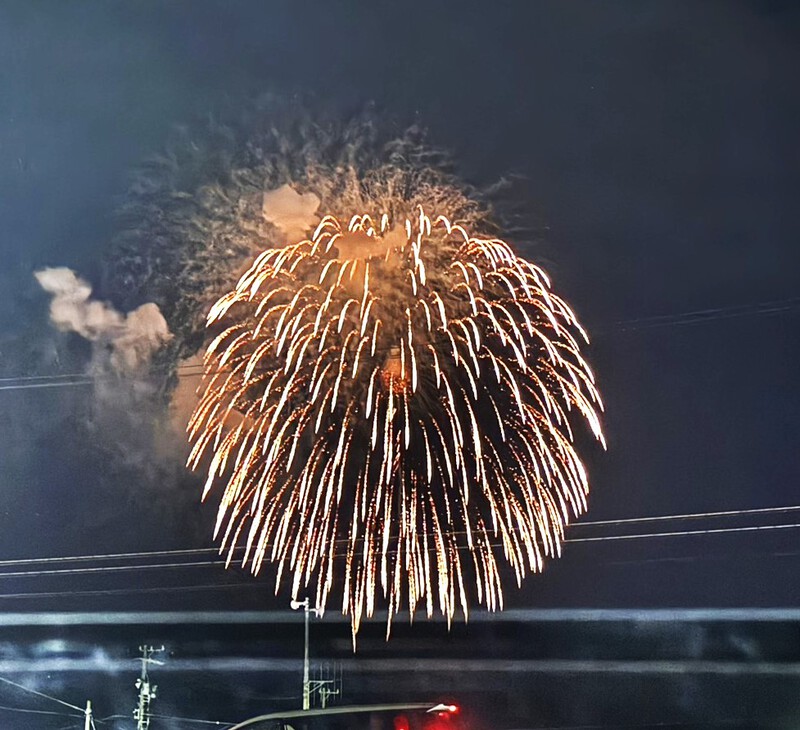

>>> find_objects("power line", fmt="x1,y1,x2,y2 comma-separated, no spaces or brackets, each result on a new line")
0,702,82,719
0,509,795,585
0,549,795,604
610,296,800,332
605,549,800,568
0,559,220,580
0,580,262,601
0,503,788,569
576,504,800,527
0,547,222,568
0,373,97,383
0,524,794,589
0,675,85,713
0,379,93,392
568,522,800,543
0,297,797,393
150,713,236,726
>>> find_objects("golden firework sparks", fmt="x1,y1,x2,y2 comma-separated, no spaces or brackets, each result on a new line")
188,207,604,640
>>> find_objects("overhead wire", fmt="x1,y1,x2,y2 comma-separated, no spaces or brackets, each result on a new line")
0,580,264,601
150,713,237,726
576,504,800,527
0,546,223,568
96,713,235,728
0,524,795,591
0,548,796,603
0,379,93,392
609,296,800,332
0,510,793,603
0,297,797,393
568,522,800,543
0,505,796,583
0,674,85,713
0,702,82,718
0,503,797,569
0,559,220,580
0,373,96,383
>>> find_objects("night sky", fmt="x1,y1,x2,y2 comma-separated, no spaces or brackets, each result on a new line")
0,1,798,728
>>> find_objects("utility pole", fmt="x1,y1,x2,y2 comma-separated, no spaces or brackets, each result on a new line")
290,598,320,710
134,645,165,730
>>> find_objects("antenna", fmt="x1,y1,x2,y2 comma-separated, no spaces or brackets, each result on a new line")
134,645,165,730
83,700,94,730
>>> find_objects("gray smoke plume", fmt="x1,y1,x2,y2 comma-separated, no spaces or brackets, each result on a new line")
28,266,204,541
34,266,171,375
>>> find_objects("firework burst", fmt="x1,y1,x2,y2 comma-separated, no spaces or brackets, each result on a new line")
189,205,604,638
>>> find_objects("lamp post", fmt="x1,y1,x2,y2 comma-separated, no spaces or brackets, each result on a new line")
290,598,320,710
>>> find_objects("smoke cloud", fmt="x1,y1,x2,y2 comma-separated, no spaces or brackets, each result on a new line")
261,183,321,242
34,267,171,375
29,265,203,536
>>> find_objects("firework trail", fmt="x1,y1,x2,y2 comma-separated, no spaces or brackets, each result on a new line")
189,205,604,638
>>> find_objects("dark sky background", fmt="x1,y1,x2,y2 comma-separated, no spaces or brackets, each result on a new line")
2,0,798,596
0,1,798,727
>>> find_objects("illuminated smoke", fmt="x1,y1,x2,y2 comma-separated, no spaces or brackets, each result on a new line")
34,266,170,375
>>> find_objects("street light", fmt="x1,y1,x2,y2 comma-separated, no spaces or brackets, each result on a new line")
226,703,455,730
428,704,459,714
290,598,320,710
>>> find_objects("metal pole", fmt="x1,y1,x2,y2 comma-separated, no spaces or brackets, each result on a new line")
291,598,315,710
302,602,310,710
